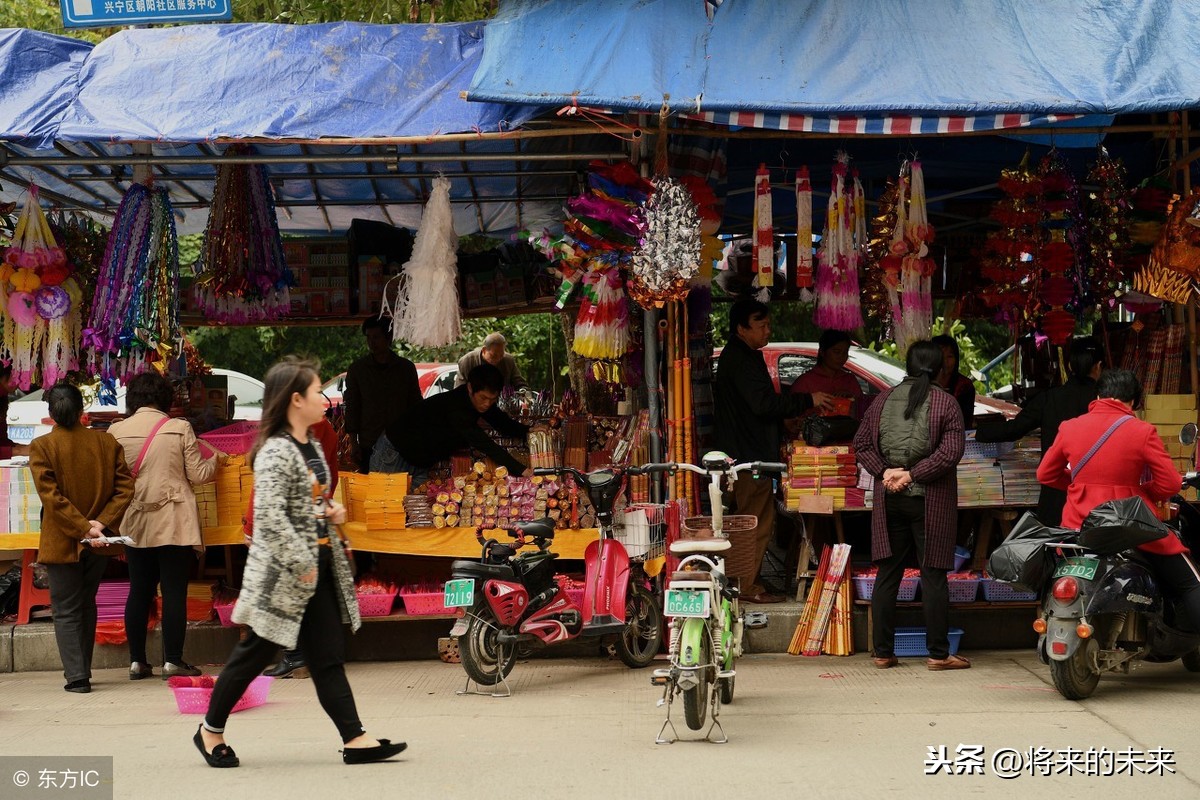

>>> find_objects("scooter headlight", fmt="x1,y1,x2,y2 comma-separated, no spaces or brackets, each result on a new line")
1051,576,1079,603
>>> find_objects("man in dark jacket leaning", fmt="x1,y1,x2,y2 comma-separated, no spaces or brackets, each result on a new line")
714,298,833,603
974,336,1103,525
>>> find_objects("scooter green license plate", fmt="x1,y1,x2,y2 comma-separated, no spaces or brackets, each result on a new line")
665,589,710,618
1053,557,1099,581
443,578,475,608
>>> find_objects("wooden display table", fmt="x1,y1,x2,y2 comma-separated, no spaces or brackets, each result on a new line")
854,598,1040,652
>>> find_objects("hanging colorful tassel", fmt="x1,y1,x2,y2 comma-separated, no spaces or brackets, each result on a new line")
192,145,292,323
387,175,461,348
83,183,181,392
814,152,864,331
752,163,773,299
795,166,813,301
573,266,630,360
896,160,935,355
0,186,85,390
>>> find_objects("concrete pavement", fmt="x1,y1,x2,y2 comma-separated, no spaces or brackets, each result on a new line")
1,650,1198,799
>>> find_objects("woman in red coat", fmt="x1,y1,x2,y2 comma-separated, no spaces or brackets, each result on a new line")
854,341,968,671
1038,369,1200,627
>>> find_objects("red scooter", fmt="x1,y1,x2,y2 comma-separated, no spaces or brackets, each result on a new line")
445,465,666,689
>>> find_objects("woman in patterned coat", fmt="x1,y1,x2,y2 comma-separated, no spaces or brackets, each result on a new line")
196,357,405,768
854,341,969,671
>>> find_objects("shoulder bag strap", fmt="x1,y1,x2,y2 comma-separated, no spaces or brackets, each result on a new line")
131,417,171,478
1069,415,1133,483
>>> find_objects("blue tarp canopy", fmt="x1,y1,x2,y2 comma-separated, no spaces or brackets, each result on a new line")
0,22,591,235
470,0,1200,118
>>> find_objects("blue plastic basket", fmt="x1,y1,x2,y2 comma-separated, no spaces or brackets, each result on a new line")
947,578,980,603
981,578,1038,602
852,575,919,602
893,627,964,657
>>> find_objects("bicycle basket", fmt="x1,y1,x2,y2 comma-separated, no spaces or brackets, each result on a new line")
681,515,757,540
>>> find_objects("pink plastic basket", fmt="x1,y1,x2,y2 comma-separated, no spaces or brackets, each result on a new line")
852,575,918,602
357,591,397,617
199,421,261,456
399,590,453,616
214,603,237,627
172,676,273,715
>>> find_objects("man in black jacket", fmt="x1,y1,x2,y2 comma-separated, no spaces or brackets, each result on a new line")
714,298,832,603
372,363,532,485
975,336,1104,525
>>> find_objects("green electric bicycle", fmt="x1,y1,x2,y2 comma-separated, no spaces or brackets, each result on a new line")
648,452,783,743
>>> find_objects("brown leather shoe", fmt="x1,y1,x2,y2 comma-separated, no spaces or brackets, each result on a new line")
743,592,785,604
926,654,971,671
872,655,898,669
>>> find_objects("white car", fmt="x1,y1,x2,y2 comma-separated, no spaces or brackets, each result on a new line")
6,368,265,445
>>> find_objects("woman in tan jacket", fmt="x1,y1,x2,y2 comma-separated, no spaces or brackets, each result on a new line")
30,383,134,693
107,372,216,680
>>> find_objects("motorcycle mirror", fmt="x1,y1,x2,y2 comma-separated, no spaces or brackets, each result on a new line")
1180,423,1198,446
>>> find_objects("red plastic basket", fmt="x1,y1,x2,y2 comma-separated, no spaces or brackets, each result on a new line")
356,591,397,617
213,603,237,627
172,676,273,715
198,421,261,455
399,590,453,616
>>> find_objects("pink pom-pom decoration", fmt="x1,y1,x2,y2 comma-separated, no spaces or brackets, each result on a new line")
7,291,39,327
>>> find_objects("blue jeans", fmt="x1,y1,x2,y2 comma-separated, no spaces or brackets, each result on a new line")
369,433,428,487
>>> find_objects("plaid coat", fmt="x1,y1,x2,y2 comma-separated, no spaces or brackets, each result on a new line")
854,383,965,570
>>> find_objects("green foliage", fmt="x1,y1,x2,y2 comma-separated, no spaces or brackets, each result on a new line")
189,311,569,392
866,316,1014,394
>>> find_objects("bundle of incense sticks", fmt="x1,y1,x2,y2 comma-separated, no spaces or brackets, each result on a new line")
797,544,852,656
821,576,854,656
788,545,831,655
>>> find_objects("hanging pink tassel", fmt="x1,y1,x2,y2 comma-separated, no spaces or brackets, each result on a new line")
814,152,864,331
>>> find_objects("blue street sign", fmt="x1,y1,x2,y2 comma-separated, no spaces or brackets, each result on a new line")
60,0,233,29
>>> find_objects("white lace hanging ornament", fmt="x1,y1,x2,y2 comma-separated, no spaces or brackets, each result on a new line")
628,177,702,308
388,176,460,348
898,160,935,354
795,166,814,302
751,163,773,301
814,152,865,331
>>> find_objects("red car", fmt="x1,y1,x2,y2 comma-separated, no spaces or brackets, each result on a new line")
714,342,1018,419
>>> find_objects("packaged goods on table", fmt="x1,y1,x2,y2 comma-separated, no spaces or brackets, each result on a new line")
784,443,866,511
343,473,409,528
0,466,41,533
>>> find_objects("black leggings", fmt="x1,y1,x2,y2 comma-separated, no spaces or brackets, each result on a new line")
125,545,195,665
1142,550,1200,630
204,547,365,743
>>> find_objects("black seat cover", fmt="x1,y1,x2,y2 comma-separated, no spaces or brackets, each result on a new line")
450,560,516,580
516,518,556,540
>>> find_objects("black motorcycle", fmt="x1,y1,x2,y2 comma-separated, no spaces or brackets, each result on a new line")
1036,481,1200,700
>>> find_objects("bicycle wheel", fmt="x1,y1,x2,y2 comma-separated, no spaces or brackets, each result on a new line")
681,622,713,731
615,583,664,668
718,598,736,704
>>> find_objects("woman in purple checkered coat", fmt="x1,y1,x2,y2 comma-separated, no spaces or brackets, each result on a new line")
853,341,969,671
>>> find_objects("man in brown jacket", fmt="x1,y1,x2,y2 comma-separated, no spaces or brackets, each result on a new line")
29,384,135,693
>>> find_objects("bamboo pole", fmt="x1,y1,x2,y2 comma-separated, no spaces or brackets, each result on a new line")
803,544,851,655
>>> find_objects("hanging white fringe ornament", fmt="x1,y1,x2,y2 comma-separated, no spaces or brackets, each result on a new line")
795,165,814,302
389,176,460,348
897,160,935,355
814,152,864,331
628,178,701,308
752,163,773,296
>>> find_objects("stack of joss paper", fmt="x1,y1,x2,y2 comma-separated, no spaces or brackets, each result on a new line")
214,456,253,527
784,444,867,511
343,473,410,529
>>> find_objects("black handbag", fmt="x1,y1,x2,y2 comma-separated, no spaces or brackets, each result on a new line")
802,415,860,447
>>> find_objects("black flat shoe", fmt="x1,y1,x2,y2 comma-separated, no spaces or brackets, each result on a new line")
193,725,240,768
342,739,407,765
64,680,91,694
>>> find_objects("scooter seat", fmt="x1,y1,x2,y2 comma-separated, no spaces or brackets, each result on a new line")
670,538,731,554
516,518,556,541
670,570,712,583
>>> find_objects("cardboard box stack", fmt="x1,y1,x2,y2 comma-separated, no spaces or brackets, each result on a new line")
1139,394,1199,501
784,444,867,511
2,466,41,533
